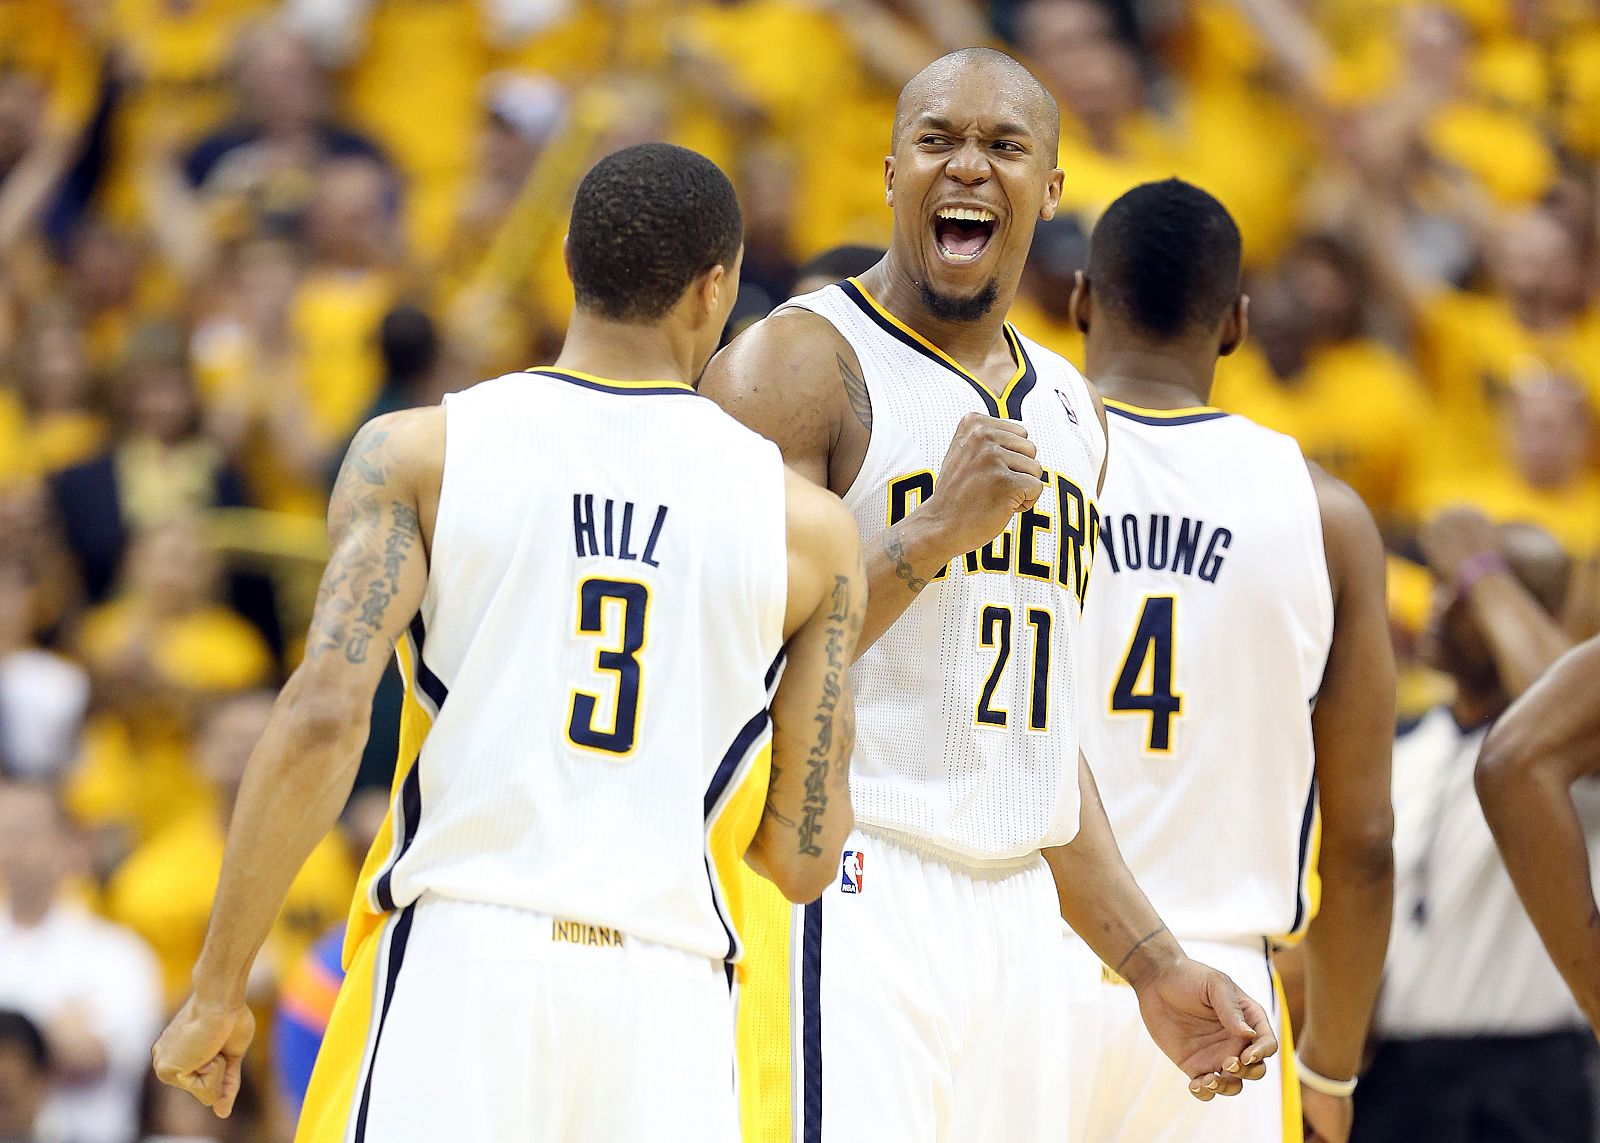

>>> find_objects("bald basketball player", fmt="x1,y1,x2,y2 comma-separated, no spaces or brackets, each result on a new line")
703,48,1276,1143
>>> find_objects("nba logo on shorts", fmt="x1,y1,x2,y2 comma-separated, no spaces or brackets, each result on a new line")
840,850,865,894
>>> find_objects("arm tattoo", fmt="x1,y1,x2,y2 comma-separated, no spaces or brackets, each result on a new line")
307,426,419,664
883,526,929,594
837,354,872,431
797,574,856,855
1114,925,1170,975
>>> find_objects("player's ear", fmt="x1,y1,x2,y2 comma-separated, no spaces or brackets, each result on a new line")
884,155,895,206
697,262,729,325
1041,168,1064,221
1219,294,1249,357
1069,270,1091,335
561,234,573,282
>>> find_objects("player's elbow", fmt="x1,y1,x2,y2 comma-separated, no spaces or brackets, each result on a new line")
1475,722,1538,811
750,806,855,904
278,667,372,756
1324,810,1394,888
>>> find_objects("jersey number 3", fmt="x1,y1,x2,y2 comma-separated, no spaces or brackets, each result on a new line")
568,578,650,756
1109,595,1182,752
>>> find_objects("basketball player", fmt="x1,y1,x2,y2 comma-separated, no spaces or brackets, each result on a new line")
1067,180,1395,1143
703,49,1277,1143
1478,633,1600,1033
149,143,868,1142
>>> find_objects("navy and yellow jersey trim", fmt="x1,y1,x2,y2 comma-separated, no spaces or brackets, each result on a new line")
705,706,775,962
837,278,1038,420
1103,398,1229,427
346,614,448,963
1277,776,1322,945
295,903,415,1143
525,367,699,398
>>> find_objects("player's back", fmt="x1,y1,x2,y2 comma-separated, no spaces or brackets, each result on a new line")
349,368,789,962
1081,399,1333,944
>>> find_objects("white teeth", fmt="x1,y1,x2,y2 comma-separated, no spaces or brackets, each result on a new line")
936,207,996,223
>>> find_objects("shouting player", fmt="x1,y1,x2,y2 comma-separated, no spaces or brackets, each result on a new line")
704,49,1277,1143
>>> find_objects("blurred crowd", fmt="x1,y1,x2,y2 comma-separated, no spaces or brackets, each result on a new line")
0,0,1596,1140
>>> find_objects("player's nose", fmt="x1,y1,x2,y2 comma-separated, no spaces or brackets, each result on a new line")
944,140,992,184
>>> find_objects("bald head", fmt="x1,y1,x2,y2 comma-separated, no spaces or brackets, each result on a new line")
894,48,1060,163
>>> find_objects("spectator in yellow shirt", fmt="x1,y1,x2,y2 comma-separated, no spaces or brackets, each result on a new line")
106,691,355,1005
1017,0,1182,228
12,306,108,476
1413,210,1600,483
182,23,391,243
1213,235,1431,531
47,322,249,603
65,517,274,861
1413,370,1600,558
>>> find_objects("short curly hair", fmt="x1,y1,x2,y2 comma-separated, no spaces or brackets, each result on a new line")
1087,179,1241,339
567,143,744,322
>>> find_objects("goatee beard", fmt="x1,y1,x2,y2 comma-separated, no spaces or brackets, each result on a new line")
921,278,999,323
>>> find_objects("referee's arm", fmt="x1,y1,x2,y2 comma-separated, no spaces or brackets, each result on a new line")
1476,635,1600,1035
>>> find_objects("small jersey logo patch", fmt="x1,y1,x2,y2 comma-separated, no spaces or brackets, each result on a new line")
1055,387,1079,424
840,850,865,894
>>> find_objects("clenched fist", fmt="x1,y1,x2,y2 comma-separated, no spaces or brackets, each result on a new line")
922,412,1046,561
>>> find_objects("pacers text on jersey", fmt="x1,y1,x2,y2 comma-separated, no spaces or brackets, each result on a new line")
886,468,1099,606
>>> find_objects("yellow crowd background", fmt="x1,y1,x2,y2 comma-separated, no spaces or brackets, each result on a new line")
0,0,1594,1137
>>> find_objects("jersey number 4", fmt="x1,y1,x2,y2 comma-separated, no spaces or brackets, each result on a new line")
568,577,650,756
1109,595,1182,752
976,605,1053,730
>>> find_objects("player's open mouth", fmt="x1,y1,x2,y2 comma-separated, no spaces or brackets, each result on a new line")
933,207,997,263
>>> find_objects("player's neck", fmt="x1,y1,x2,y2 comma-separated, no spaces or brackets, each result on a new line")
1087,348,1215,410
858,260,1017,369
553,313,698,387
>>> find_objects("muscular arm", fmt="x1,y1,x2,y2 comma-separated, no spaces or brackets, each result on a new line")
1046,757,1279,1094
191,413,435,1003
1295,466,1396,1084
1476,636,1600,1032
155,410,439,1116
1045,754,1179,982
704,312,1042,654
747,473,867,902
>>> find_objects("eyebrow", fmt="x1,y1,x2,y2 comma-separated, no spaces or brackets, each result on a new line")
918,115,1034,141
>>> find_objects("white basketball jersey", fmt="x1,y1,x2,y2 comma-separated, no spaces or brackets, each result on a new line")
787,279,1106,863
349,369,788,964
1081,400,1333,943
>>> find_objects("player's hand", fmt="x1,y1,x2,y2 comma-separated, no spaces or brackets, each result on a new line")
1419,506,1499,589
151,995,256,1118
1302,1085,1354,1142
1132,957,1277,1100
922,412,1045,559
